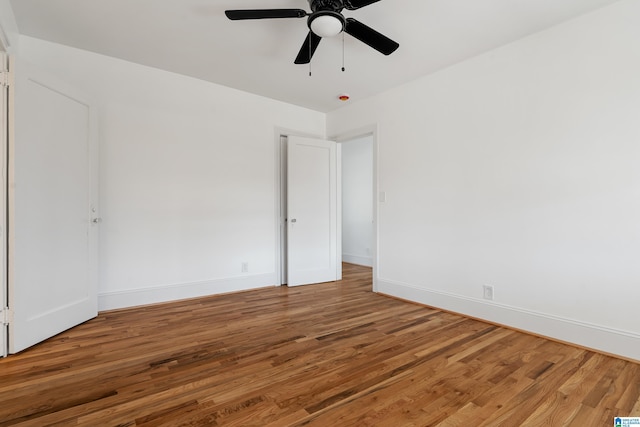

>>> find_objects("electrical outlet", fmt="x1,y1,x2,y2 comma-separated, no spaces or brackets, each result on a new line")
241,262,249,273
483,285,494,301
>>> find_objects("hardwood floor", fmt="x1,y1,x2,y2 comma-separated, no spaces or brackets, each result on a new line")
1,263,638,426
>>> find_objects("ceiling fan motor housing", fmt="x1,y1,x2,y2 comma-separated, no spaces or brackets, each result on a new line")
308,0,345,13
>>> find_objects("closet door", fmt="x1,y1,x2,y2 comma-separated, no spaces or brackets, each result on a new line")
8,57,99,353
287,135,338,286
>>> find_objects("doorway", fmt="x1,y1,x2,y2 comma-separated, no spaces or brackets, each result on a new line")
276,129,377,291
334,128,378,291
341,135,374,268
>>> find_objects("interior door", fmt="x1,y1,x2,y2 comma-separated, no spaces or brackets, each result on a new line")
287,135,338,286
8,57,98,353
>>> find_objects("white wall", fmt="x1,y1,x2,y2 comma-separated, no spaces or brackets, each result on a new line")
11,1,640,361
341,136,373,267
0,0,19,52
327,0,640,361
18,36,325,310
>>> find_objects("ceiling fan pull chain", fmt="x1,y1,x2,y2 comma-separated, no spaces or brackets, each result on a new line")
309,37,313,76
341,32,345,71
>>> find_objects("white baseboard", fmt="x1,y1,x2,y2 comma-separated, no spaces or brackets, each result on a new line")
99,273,276,311
377,278,640,362
342,254,373,267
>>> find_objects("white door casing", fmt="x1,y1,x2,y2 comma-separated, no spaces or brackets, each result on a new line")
287,136,338,287
0,52,7,357
8,57,99,353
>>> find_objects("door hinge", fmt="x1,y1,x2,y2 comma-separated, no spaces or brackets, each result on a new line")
0,71,9,87
0,308,13,325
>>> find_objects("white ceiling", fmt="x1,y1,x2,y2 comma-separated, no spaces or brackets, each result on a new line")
9,0,620,112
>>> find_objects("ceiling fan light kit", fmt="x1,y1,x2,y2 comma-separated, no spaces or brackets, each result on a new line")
309,11,345,38
225,0,399,65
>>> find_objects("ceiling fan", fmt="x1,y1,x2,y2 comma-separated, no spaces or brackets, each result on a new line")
225,0,399,64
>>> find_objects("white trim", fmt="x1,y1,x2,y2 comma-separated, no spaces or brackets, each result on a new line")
336,143,342,280
278,135,288,285
274,131,283,285
0,51,7,358
377,278,640,362
342,254,373,267
99,273,276,311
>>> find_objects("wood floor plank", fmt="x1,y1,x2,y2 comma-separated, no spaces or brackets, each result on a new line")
0,263,638,426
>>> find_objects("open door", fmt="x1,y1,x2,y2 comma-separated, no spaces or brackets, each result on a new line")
287,135,338,287
7,57,99,353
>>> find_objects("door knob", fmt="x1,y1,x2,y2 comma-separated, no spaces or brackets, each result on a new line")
291,219,297,223
92,218,102,224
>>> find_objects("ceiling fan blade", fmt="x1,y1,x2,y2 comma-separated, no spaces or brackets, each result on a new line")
225,9,307,20
344,18,399,55
343,0,381,10
294,31,322,64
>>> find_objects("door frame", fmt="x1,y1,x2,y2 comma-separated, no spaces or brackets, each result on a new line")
0,49,7,358
274,128,342,286
0,0,17,358
330,125,379,292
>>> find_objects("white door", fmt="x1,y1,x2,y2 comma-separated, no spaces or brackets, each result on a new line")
287,135,338,286
8,57,99,353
